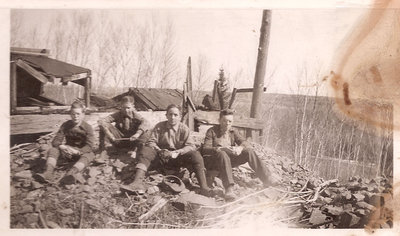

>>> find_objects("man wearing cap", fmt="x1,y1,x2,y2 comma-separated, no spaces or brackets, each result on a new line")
202,109,272,200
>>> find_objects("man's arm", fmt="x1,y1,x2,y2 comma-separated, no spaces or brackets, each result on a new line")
98,112,119,139
233,129,251,148
146,124,161,151
131,111,151,139
202,127,218,155
51,123,66,148
175,125,196,155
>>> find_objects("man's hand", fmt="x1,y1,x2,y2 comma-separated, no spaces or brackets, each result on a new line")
170,150,180,159
231,146,243,155
129,133,140,141
60,145,81,158
158,149,172,165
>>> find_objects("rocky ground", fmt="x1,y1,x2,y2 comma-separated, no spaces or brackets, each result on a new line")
10,133,393,229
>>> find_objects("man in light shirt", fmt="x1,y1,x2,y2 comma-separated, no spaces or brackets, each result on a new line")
122,104,212,196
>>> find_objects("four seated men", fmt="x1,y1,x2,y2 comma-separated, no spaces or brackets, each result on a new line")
36,99,271,200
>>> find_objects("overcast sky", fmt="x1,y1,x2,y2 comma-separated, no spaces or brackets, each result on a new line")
11,8,366,95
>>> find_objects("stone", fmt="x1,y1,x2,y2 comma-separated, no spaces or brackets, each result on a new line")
357,201,376,211
338,212,360,228
309,208,326,225
58,208,74,215
25,213,39,224
147,186,160,195
103,166,113,175
31,181,44,189
178,192,216,207
19,204,34,214
82,185,92,193
87,178,96,186
46,221,60,228
85,199,100,209
352,193,365,202
172,198,188,211
325,205,343,216
26,189,43,199
14,170,32,180
88,168,101,178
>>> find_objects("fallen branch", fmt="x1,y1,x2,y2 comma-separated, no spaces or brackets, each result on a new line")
199,187,271,210
108,219,183,228
10,142,33,152
138,198,168,222
38,209,48,229
79,202,85,228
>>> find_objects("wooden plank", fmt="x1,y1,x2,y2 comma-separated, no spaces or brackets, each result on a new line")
11,47,50,56
228,88,237,108
194,111,264,130
15,59,48,83
10,61,17,114
236,87,267,93
11,111,167,135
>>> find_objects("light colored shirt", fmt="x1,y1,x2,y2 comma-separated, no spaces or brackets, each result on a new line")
146,121,195,155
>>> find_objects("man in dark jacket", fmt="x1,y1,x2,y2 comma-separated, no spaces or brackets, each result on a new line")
202,109,271,200
36,101,95,184
98,96,151,152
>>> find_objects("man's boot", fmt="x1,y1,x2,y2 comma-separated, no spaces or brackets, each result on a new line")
224,184,237,201
120,168,146,195
34,165,55,183
195,168,213,197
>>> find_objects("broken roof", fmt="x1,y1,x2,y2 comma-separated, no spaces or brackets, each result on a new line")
11,53,90,83
114,88,183,111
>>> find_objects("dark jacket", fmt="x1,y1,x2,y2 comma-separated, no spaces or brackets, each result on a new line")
52,120,95,153
202,125,250,155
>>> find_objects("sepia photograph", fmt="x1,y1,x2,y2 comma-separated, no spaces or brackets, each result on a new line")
7,0,398,231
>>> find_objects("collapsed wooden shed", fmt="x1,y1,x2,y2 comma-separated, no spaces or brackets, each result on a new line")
10,47,92,115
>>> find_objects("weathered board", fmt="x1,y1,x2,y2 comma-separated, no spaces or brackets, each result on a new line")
11,111,167,135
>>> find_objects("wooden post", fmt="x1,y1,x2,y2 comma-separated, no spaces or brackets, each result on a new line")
84,72,91,108
186,57,194,131
250,10,272,119
228,88,238,109
212,80,218,103
186,57,192,98
10,61,17,114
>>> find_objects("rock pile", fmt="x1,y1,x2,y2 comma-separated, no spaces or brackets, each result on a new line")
10,134,393,229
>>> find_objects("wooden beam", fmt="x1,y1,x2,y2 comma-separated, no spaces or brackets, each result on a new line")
236,87,267,93
228,88,238,109
84,74,91,108
186,57,192,98
194,110,264,130
15,59,48,83
11,47,50,57
250,10,272,119
10,62,17,114
212,80,218,103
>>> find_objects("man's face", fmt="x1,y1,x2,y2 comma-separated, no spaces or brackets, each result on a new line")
70,108,84,125
220,115,233,132
166,107,181,126
121,102,135,116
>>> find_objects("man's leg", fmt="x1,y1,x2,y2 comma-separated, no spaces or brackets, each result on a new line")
232,148,271,186
174,151,212,196
71,152,95,173
121,146,158,194
35,147,60,182
98,123,124,150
